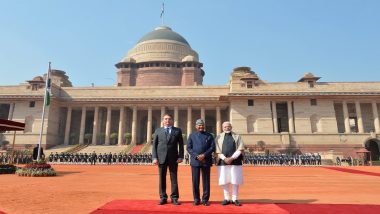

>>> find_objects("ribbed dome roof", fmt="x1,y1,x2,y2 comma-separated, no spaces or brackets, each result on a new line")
121,26,198,63
137,26,190,46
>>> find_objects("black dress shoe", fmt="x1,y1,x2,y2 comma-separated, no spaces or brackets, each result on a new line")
233,200,242,206
221,200,230,205
193,201,200,206
202,201,210,206
158,199,167,205
171,199,181,205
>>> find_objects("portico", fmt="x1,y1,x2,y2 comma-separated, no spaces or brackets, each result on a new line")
61,101,229,146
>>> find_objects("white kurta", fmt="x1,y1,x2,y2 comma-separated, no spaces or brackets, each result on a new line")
217,165,243,185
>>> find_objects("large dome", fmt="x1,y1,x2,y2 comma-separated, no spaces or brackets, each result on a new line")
137,26,190,46
122,26,199,63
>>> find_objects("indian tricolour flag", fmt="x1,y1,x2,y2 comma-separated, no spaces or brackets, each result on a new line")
160,2,164,18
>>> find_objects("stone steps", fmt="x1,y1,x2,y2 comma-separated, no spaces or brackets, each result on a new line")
79,145,128,154
45,145,76,154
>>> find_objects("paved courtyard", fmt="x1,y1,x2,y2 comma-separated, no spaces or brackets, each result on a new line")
0,165,379,214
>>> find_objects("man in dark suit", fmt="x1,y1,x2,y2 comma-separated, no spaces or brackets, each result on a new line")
90,151,97,165
152,114,184,205
186,119,215,206
32,144,44,161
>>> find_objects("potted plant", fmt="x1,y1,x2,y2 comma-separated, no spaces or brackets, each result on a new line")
110,132,118,145
124,132,131,145
84,133,93,144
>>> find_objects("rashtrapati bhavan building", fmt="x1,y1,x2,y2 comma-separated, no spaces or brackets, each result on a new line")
1,26,379,160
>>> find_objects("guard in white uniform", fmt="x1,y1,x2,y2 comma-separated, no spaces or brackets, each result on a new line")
215,121,245,206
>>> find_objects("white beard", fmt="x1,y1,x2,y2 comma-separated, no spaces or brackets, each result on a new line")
224,131,231,133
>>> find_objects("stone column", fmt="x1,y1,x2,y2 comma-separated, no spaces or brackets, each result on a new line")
174,106,179,127
7,103,15,120
201,107,205,121
343,101,350,133
147,106,152,144
372,101,380,133
92,107,99,145
287,101,294,133
64,106,72,145
160,106,165,127
216,106,221,135
131,106,137,144
79,106,86,144
355,101,364,133
187,106,192,137
272,101,278,133
105,106,112,145
118,106,125,145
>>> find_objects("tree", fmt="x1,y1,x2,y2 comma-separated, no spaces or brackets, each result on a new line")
257,140,266,151
1,140,10,150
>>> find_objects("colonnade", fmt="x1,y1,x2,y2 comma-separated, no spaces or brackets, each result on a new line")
63,106,224,145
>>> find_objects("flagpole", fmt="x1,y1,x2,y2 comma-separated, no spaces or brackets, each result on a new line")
37,62,51,161
161,2,165,25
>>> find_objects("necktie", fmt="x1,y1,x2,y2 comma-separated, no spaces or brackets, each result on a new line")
165,128,170,140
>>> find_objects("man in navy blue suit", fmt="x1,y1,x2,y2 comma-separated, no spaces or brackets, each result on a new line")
187,119,215,206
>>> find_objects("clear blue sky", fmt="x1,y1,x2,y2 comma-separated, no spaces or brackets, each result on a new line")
0,0,379,86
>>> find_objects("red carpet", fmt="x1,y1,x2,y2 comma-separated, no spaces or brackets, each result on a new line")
90,200,289,214
91,200,380,214
277,204,380,214
130,145,144,154
323,167,380,177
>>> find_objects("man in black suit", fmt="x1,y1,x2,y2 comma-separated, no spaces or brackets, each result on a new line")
152,114,184,205
32,144,44,161
90,151,97,165
186,119,215,206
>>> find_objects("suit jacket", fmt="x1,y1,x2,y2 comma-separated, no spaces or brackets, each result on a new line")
152,127,184,165
32,146,44,160
186,131,215,167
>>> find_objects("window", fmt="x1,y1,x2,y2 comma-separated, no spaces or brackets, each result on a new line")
310,99,317,106
308,81,314,88
247,81,253,88
248,99,254,106
349,117,358,133
32,84,38,91
29,101,35,108
0,104,10,119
